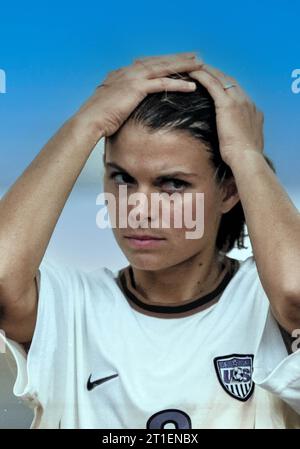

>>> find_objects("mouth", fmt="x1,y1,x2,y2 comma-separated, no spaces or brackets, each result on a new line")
124,234,166,248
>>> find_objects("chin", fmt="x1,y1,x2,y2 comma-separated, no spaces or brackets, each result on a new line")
123,251,171,271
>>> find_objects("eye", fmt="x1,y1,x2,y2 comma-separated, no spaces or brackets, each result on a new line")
160,178,191,192
109,171,135,185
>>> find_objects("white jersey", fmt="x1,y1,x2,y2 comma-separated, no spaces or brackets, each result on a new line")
1,255,300,429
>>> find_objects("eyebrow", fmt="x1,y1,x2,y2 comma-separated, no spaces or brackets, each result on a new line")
104,162,199,178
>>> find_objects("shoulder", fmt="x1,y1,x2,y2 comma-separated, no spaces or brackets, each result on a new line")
228,254,258,284
34,259,128,334
223,254,269,308
232,254,256,269
37,257,123,310
38,257,118,288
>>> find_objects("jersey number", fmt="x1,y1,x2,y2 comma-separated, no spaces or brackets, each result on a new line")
146,409,192,429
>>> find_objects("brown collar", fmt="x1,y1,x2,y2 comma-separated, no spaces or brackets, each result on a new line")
116,258,240,319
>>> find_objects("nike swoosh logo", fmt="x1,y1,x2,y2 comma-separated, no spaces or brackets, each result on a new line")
87,373,119,391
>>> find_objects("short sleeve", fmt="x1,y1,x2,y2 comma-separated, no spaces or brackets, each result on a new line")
253,307,300,415
0,257,83,428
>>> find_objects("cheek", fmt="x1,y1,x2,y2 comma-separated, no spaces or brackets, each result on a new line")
203,189,222,234
176,188,220,239
203,192,215,218
160,194,203,244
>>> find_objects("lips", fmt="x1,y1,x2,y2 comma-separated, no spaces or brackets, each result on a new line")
124,235,165,240
124,235,166,248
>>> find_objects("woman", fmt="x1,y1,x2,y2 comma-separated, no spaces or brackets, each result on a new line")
0,52,299,429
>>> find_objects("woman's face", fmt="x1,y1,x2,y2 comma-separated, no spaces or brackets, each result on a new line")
103,121,235,271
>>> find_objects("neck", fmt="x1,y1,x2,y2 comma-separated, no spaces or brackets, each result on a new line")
130,249,228,306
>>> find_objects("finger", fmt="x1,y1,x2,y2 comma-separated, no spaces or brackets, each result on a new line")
132,57,204,80
134,52,198,62
200,63,229,83
143,77,198,94
200,64,249,102
188,70,229,106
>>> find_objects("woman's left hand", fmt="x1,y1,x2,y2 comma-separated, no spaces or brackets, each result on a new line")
188,64,264,166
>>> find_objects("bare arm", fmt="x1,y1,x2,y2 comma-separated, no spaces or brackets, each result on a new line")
0,115,103,342
229,151,300,334
188,64,300,334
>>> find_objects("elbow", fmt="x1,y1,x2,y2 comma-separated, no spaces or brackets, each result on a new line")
275,274,300,312
282,282,300,310
274,291,300,334
0,276,25,309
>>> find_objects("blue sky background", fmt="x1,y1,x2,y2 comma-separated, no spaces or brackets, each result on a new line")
0,0,300,428
0,0,299,188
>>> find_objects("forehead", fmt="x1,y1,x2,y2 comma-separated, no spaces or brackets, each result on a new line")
105,121,212,175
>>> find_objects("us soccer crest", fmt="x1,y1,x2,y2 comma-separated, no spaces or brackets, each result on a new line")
214,354,255,402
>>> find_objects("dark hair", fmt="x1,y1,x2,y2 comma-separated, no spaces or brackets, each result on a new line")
110,72,276,254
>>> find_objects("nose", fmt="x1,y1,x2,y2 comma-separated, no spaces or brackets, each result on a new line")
127,186,159,228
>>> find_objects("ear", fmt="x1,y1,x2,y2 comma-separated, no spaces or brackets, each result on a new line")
219,176,240,214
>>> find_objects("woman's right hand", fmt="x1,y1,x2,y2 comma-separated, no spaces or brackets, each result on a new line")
75,52,203,137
